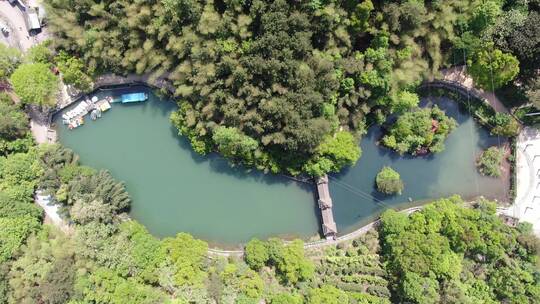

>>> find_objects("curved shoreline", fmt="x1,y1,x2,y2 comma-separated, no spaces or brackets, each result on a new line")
43,72,511,253
207,205,424,257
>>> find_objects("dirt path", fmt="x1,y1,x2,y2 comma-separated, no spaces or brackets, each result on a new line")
441,66,509,114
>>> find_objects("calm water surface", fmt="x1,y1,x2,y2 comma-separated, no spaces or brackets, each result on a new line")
56,87,507,245
331,98,508,234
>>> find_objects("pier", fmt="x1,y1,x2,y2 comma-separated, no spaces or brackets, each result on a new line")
316,175,337,239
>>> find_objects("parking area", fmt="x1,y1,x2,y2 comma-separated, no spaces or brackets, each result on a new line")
0,0,47,50
502,127,540,236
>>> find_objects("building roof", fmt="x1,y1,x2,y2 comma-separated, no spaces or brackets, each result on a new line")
26,9,41,30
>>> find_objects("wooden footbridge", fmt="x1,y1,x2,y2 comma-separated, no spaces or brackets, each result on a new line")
316,175,338,239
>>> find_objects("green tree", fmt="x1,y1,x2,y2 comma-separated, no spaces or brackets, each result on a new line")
0,44,21,79
268,239,314,284
10,63,59,107
55,51,92,91
391,90,420,113
468,48,520,90
162,233,208,286
376,166,404,195
469,0,502,33
0,216,40,263
0,150,43,202
60,170,131,224
307,285,349,304
212,126,259,163
382,107,457,155
0,93,29,141
402,273,440,304
7,230,76,304
489,113,520,137
26,42,55,65
270,292,303,304
350,0,374,33
77,268,165,304
303,131,361,177
244,238,269,271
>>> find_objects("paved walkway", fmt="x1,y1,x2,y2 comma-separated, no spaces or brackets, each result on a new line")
35,190,70,233
440,66,509,114
501,127,540,236
94,73,175,93
207,206,424,257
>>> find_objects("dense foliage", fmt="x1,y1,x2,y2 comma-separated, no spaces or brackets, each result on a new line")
2,0,538,302
0,44,21,80
1,113,538,303
477,146,504,177
9,63,58,107
380,196,540,303
55,51,93,91
375,166,404,195
382,106,457,155
0,94,33,156
44,0,517,175
468,47,520,90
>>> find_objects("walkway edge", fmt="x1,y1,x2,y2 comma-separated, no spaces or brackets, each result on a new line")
207,205,424,257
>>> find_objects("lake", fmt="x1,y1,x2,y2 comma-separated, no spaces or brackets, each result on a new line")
56,86,508,246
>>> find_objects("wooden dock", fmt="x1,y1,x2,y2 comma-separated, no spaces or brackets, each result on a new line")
316,175,337,239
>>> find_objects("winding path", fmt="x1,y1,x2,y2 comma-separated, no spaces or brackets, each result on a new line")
207,206,424,256
438,66,509,114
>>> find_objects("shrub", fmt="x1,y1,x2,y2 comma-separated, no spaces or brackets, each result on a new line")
477,146,504,177
490,113,520,137
376,166,404,195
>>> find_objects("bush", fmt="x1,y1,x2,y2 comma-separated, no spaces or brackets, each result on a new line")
490,113,520,137
0,44,21,79
376,166,404,195
477,146,504,177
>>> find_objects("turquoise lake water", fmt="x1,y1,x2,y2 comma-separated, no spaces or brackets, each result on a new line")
56,86,507,246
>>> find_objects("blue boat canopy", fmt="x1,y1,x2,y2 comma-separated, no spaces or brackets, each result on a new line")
121,93,148,103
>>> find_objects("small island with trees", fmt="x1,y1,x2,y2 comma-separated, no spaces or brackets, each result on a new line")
382,106,457,155
477,146,505,177
376,166,404,195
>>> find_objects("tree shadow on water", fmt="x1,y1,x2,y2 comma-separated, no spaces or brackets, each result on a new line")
168,126,314,191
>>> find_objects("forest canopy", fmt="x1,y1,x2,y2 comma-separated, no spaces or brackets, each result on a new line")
43,0,505,176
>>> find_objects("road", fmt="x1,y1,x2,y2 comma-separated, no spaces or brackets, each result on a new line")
0,0,35,51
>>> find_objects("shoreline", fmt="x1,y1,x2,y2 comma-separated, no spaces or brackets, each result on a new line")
33,74,515,252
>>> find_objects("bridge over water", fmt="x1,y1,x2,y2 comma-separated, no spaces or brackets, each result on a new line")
316,175,338,239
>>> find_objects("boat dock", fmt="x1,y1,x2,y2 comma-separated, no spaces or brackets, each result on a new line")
61,96,113,129
316,175,338,239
